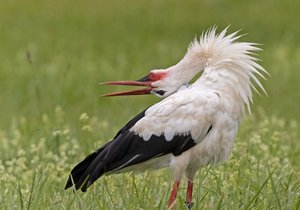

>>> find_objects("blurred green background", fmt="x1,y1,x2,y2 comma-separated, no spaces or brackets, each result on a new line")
0,0,299,209
0,0,299,127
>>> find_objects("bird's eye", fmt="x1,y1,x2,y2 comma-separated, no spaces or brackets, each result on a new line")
155,90,166,96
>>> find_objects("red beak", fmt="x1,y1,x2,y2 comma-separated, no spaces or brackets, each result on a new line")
100,75,153,97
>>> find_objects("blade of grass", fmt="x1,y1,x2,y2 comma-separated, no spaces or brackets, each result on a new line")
244,169,275,210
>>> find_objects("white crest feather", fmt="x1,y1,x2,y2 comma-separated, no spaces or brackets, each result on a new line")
186,27,269,113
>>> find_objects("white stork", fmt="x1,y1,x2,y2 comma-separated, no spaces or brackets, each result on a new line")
65,27,269,209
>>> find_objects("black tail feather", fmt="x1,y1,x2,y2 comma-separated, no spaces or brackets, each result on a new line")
64,133,136,191
64,132,133,192
65,145,108,191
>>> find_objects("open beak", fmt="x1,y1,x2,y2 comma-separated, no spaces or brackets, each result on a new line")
100,75,153,96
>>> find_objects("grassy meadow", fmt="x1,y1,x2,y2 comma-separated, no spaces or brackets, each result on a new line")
0,0,300,209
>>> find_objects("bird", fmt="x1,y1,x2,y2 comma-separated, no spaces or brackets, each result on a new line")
65,27,269,209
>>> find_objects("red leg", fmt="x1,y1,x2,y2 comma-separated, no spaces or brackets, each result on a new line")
167,180,180,209
185,180,194,209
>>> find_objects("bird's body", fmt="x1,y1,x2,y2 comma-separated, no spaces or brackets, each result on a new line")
65,27,268,209
127,66,245,180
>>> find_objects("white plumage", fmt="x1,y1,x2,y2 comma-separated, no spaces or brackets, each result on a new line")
66,27,269,209
131,27,268,177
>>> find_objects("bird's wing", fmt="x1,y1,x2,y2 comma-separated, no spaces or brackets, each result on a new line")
65,88,220,192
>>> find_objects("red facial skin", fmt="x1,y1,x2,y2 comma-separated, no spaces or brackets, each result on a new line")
148,72,167,83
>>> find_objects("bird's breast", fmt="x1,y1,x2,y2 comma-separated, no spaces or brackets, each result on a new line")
192,112,238,166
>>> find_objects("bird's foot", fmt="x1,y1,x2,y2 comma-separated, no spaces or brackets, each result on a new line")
185,201,194,210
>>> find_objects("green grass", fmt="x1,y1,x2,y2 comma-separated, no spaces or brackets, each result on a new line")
0,0,300,209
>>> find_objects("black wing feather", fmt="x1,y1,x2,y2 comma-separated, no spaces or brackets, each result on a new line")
65,108,147,190
65,108,197,192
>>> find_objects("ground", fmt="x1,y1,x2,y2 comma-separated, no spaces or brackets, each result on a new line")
0,0,299,209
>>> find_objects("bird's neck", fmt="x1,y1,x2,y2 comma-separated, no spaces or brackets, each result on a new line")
168,55,205,84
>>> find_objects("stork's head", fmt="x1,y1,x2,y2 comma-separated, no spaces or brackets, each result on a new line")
101,48,207,97
101,67,195,98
